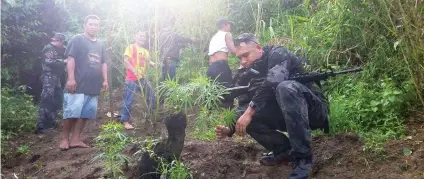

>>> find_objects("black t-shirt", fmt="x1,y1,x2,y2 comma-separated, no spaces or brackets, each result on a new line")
64,34,107,95
158,29,192,60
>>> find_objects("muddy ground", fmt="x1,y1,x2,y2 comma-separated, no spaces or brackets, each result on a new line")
1,91,424,179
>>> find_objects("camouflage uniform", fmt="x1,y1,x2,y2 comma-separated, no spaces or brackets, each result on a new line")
228,45,329,158
36,42,66,132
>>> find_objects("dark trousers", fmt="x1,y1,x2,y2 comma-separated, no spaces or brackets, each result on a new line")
162,58,179,81
241,81,329,158
36,74,63,131
207,60,234,108
206,60,233,88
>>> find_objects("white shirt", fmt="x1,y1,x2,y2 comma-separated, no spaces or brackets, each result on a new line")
208,30,229,56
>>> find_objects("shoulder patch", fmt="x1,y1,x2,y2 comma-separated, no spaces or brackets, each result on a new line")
44,51,54,58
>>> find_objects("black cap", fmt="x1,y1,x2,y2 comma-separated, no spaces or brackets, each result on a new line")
234,33,259,46
51,33,66,42
216,18,234,28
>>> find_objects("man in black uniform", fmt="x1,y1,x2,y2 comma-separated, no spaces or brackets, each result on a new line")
215,33,329,179
35,33,67,134
158,19,195,81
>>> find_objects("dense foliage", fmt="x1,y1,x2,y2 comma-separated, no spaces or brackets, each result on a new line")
1,0,423,153
1,87,38,150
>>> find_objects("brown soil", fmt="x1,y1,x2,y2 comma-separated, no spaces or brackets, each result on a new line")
2,92,424,179
182,127,424,179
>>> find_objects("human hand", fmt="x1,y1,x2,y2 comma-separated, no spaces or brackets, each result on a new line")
235,113,253,136
66,79,77,93
215,125,231,140
102,81,109,92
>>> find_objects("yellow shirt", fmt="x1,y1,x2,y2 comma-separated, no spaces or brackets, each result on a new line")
124,44,150,80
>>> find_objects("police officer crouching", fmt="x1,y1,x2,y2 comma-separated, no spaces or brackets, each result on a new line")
215,33,329,179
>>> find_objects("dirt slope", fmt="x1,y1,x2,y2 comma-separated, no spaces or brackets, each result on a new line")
1,96,423,179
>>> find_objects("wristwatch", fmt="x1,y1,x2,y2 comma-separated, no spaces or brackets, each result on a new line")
249,101,257,109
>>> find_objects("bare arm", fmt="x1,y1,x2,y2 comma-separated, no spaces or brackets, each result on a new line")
124,56,137,75
102,63,108,83
225,33,238,54
67,57,76,81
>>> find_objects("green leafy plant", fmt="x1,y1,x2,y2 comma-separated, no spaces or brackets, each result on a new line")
1,87,37,137
191,108,220,141
134,137,192,178
1,131,11,150
192,108,236,141
134,137,162,158
93,121,132,178
329,77,407,152
160,160,193,179
17,144,30,155
158,75,228,114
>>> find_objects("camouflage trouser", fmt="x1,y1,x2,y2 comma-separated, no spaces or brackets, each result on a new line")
243,80,328,158
36,74,63,131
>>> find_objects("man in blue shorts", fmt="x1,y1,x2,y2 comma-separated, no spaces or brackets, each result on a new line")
60,15,108,149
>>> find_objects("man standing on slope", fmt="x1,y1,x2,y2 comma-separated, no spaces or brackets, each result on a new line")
215,33,330,179
36,33,67,134
120,30,156,130
60,15,108,149
206,18,238,88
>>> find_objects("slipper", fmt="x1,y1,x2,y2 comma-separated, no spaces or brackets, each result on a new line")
124,126,134,130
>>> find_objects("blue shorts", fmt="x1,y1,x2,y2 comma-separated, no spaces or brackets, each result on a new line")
63,93,98,119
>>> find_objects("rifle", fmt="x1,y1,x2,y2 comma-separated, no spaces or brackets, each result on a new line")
288,67,363,84
223,67,363,100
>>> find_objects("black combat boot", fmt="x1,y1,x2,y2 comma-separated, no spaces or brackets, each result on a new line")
289,155,313,179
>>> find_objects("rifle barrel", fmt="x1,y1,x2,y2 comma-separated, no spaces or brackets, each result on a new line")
332,67,362,75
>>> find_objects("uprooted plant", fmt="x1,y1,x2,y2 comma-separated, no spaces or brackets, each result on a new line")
192,107,237,141
132,75,228,178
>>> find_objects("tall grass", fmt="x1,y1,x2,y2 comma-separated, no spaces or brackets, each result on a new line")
245,0,423,151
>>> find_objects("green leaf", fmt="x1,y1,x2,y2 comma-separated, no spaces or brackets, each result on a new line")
370,100,379,106
292,15,310,22
383,91,390,96
402,147,412,156
371,107,378,112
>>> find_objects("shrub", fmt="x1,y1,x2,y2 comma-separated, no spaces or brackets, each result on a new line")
158,75,227,113
93,121,132,178
1,87,38,136
159,160,193,179
192,108,236,141
328,77,409,152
